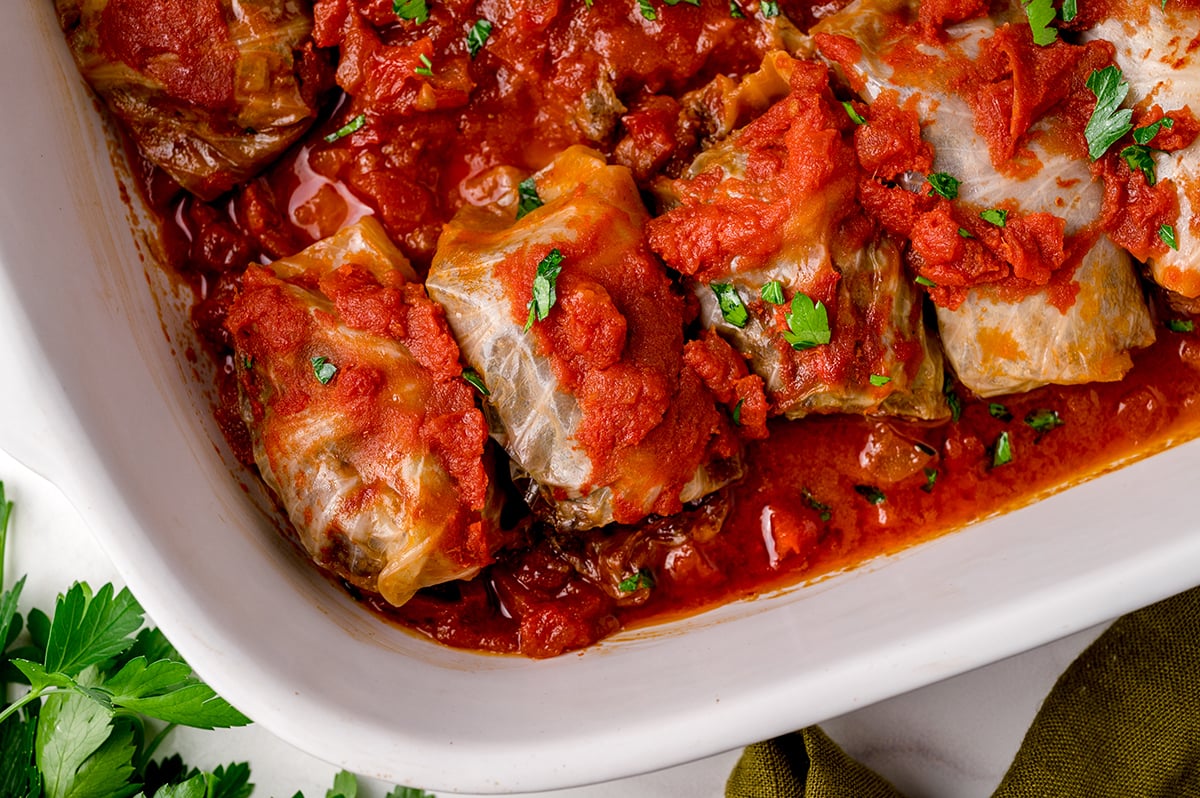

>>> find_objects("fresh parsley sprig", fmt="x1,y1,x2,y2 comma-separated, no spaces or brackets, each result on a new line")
0,482,431,797
1084,66,1133,161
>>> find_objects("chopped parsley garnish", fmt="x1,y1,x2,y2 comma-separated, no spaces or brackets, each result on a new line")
394,0,429,24
415,53,434,77
618,569,655,592
1025,408,1064,432
516,177,543,219
958,227,974,238
992,430,1013,467
524,248,565,331
733,398,745,425
730,0,745,17
761,280,785,305
311,356,338,384
980,208,1008,227
323,114,366,143
761,0,781,16
1159,223,1179,251
1133,116,1174,145
842,101,866,125
1022,0,1058,46
921,467,939,493
712,283,750,328
1061,0,1078,21
638,0,657,19
943,373,963,422
783,293,832,350
802,488,833,522
463,368,490,395
1167,319,1195,333
854,484,886,505
466,19,493,58
869,374,891,386
927,172,960,200
1120,144,1157,185
988,402,1013,422
1084,66,1133,160
916,275,937,287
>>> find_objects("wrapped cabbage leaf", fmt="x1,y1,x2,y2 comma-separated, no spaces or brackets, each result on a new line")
225,217,502,607
812,0,1155,396
426,146,741,531
56,0,327,200
1082,0,1200,298
648,54,947,420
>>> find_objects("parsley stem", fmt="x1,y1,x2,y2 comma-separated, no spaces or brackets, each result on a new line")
137,721,179,771
0,481,11,594
0,684,51,726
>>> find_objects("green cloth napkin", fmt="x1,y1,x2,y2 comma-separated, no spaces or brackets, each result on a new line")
727,585,1200,798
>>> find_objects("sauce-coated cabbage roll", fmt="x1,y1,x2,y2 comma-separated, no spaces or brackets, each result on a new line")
427,146,741,531
813,0,1155,396
56,0,328,200
648,55,947,420
225,217,501,606
1082,0,1200,299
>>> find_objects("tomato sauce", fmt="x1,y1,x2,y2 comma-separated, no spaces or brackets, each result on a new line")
116,0,1200,658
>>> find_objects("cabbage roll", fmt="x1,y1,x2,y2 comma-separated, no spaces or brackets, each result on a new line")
648,55,947,420
813,0,1155,396
56,0,327,200
225,218,501,607
1082,1,1200,298
426,146,741,531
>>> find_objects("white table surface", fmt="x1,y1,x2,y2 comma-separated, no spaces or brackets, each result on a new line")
0,443,1107,797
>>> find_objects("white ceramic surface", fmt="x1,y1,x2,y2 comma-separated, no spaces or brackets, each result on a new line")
3,3,1199,792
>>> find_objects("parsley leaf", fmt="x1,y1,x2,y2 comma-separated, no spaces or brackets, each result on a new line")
0,710,40,798
1133,116,1174,145
323,114,365,144
101,657,249,728
761,280,785,305
524,249,565,331
943,373,963,423
980,208,1008,227
760,0,780,16
732,398,744,426
1167,318,1194,333
393,0,429,24
842,100,866,125
869,374,891,386
1120,144,1157,185
1061,0,1077,21
1084,66,1133,160
637,0,657,19
988,402,1013,422
801,488,833,522
36,679,124,798
921,467,939,493
783,293,832,350
712,283,749,328
414,53,434,78
927,172,960,199
854,485,886,505
466,19,493,58
1025,408,1064,432
730,0,745,17
311,356,338,385
618,570,655,592
1160,223,1179,250
387,788,438,798
992,431,1014,467
515,177,543,219
1022,0,1058,46
327,770,358,798
916,275,937,287
462,368,490,395
43,583,142,678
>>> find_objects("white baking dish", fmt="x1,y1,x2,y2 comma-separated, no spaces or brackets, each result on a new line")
3,2,1199,791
